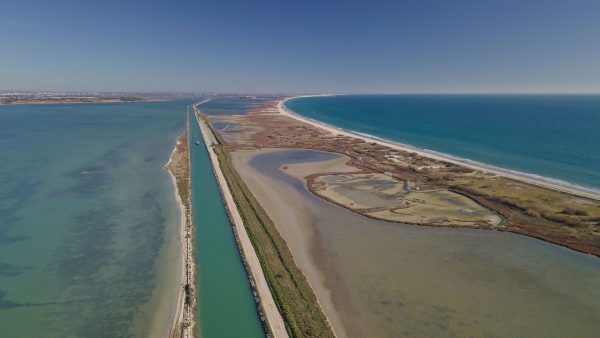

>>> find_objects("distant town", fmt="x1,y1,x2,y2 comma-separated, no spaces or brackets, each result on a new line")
0,92,199,105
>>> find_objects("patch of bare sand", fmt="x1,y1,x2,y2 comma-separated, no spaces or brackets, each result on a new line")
231,149,349,338
230,149,600,338
281,153,357,180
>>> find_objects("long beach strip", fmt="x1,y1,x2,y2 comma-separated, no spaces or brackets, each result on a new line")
278,96,600,201
166,112,195,338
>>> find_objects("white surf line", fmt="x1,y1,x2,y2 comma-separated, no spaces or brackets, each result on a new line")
278,96,600,201
194,107,290,338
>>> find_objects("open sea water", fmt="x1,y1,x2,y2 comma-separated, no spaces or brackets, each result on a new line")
286,95,600,190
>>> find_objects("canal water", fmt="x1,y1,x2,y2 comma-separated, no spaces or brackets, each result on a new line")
188,110,265,338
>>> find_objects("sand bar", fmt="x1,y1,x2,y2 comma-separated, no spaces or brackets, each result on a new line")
165,119,195,338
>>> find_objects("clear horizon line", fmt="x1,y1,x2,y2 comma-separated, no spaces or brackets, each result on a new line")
3,90,600,95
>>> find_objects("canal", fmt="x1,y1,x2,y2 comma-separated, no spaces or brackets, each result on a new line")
188,109,265,338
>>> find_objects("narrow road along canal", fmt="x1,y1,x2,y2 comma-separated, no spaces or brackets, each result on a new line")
188,109,265,338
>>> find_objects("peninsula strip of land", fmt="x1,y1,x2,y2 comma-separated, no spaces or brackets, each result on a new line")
194,105,336,338
205,98,600,257
165,122,196,338
0,93,149,104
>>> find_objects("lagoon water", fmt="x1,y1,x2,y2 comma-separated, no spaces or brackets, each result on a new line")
244,149,600,338
199,96,277,116
286,95,600,190
0,101,191,337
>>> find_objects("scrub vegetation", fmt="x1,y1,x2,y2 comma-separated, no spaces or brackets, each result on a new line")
207,121,335,338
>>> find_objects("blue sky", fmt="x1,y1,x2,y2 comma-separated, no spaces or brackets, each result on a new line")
1,0,599,93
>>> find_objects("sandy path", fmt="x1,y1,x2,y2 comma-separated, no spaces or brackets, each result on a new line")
278,97,600,201
166,168,190,338
165,127,197,338
196,115,290,338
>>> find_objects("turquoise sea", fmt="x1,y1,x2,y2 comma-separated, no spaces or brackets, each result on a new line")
0,101,191,337
286,95,600,190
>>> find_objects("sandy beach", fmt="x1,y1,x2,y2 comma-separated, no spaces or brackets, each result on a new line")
165,130,195,338
165,165,189,338
278,97,600,201
196,95,600,337
205,96,599,256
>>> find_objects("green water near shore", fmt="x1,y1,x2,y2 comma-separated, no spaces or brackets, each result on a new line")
0,101,191,337
189,111,265,338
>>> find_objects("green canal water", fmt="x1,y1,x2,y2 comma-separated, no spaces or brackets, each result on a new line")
188,110,265,338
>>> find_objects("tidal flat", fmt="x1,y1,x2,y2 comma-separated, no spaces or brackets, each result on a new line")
232,148,600,338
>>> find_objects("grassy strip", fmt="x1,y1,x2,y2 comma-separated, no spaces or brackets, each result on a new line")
206,123,335,338
175,132,190,202
166,128,195,337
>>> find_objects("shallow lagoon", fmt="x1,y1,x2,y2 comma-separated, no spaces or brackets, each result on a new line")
243,149,600,338
0,101,191,337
